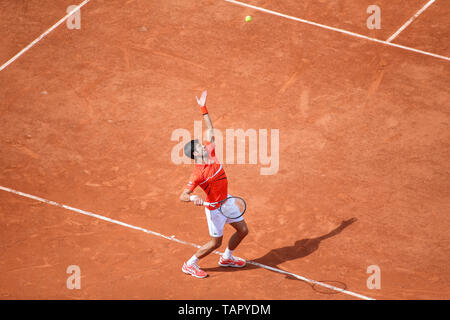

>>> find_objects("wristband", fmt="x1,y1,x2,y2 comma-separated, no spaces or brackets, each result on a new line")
190,195,199,201
200,105,208,115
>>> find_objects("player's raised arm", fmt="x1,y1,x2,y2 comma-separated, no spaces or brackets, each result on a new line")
196,90,215,143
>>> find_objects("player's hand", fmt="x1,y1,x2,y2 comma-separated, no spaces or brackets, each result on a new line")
193,197,204,206
196,90,207,107
190,195,204,206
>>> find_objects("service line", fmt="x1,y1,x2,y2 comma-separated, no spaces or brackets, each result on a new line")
386,0,436,42
224,0,449,61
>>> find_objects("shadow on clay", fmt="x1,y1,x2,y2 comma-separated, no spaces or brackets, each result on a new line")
203,217,357,294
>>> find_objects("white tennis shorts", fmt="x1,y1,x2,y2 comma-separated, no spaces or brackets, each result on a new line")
204,195,244,238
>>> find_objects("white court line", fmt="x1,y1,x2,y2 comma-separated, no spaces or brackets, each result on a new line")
0,0,91,72
0,185,375,300
387,0,436,43
224,0,450,61
1,0,447,72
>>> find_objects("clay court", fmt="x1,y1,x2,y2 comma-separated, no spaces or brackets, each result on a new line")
0,0,449,300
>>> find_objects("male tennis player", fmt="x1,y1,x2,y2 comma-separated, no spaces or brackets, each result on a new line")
179,90,249,278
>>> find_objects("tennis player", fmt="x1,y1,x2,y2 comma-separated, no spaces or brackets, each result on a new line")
179,90,249,278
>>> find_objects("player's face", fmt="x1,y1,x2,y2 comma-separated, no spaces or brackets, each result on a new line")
194,143,208,159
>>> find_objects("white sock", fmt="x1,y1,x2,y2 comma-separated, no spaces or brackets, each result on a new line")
223,248,233,260
187,255,199,266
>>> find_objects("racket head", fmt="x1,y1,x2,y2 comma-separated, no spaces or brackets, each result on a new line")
217,196,246,219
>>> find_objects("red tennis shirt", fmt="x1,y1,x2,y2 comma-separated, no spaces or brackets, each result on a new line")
186,142,228,210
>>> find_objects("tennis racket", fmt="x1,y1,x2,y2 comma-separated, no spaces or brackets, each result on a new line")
190,195,247,219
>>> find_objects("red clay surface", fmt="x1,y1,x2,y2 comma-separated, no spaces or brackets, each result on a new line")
0,0,449,300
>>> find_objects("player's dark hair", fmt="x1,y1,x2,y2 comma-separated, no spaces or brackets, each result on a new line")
183,139,200,160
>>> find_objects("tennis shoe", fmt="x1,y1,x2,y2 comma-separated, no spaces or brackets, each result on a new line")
182,262,208,278
218,256,246,268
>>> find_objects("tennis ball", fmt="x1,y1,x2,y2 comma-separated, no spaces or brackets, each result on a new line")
245,15,252,22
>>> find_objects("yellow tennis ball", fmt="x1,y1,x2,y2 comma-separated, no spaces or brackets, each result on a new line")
245,15,252,22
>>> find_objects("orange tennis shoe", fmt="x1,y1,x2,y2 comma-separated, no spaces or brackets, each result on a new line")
218,256,246,268
182,262,208,278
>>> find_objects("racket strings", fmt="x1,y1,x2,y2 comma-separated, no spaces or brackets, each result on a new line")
220,197,246,218
233,198,246,213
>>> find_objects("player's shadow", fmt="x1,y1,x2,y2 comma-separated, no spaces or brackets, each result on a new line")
204,218,357,274
252,217,357,268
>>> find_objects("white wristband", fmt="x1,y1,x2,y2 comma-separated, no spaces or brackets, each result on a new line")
189,195,199,201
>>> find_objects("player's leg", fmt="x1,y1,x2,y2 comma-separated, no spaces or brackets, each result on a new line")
196,207,226,257
182,208,227,278
182,237,222,279
227,220,249,250
219,219,248,268
194,236,223,259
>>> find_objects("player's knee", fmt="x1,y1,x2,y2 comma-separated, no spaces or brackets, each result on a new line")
210,237,222,249
239,225,249,238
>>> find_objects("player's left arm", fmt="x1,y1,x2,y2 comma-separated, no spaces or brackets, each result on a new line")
196,90,215,144
203,113,215,144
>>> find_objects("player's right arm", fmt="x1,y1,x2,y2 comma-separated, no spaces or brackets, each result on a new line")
180,188,203,205
180,170,204,205
179,188,192,202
